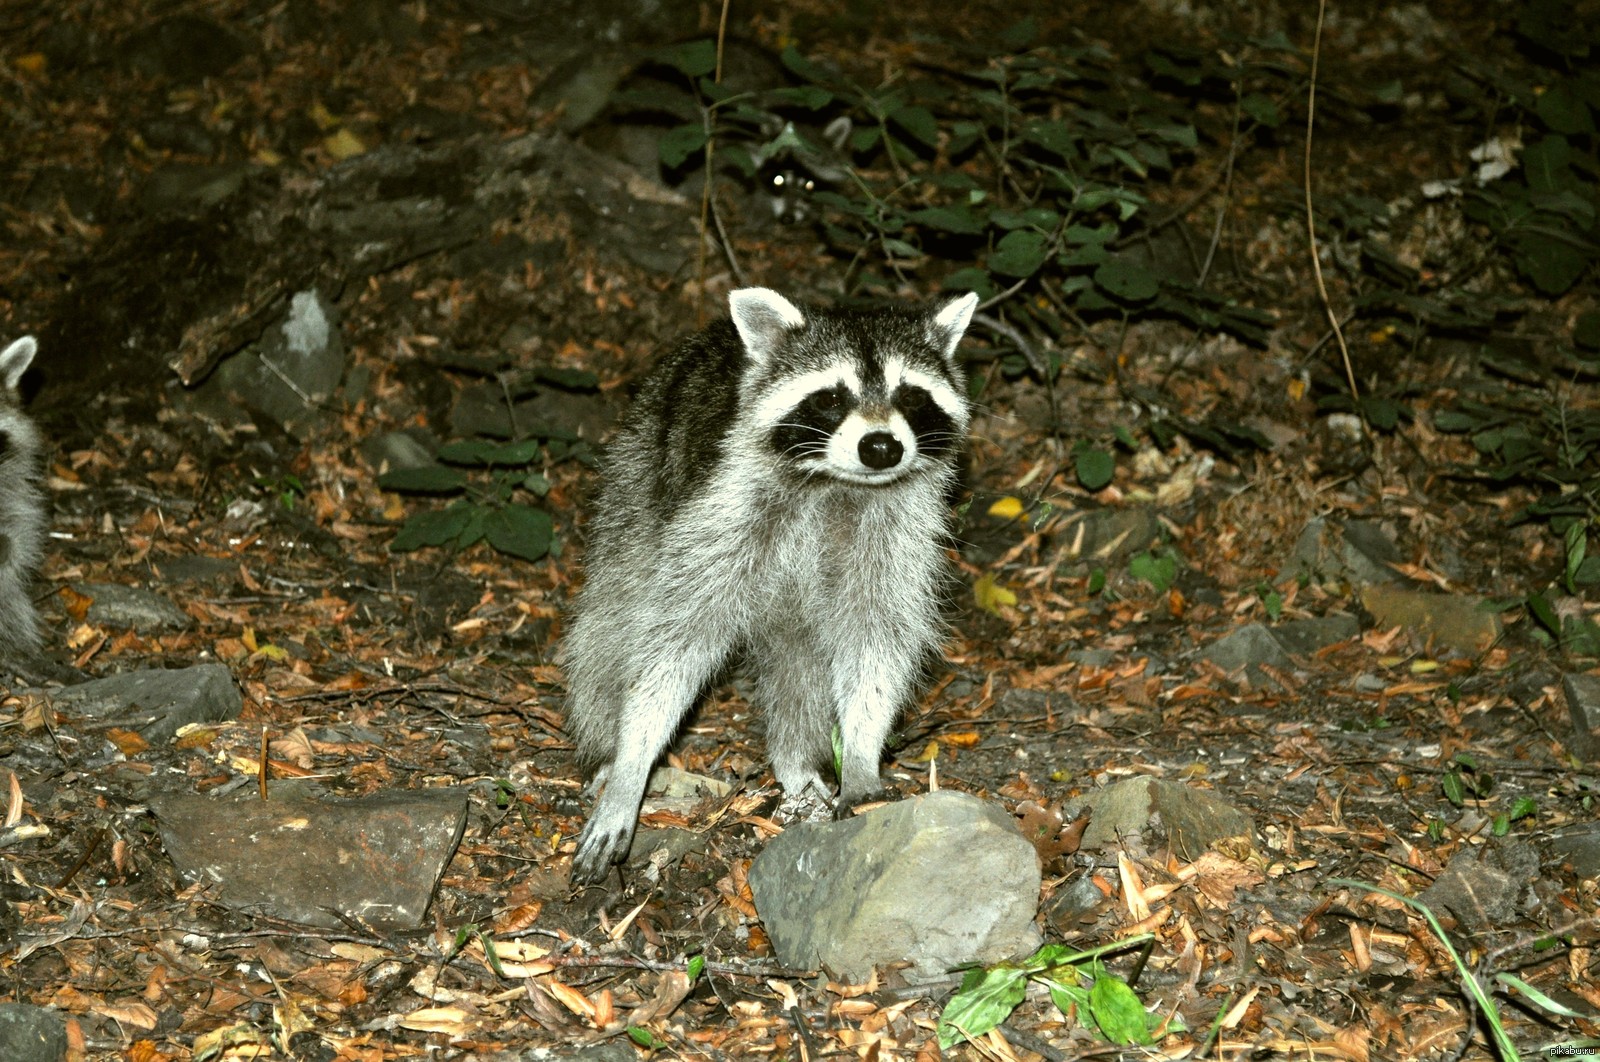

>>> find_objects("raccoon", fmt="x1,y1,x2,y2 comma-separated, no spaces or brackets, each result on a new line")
755,116,853,224
564,287,978,884
0,335,45,662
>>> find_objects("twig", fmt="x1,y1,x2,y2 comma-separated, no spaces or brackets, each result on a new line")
1303,0,1361,412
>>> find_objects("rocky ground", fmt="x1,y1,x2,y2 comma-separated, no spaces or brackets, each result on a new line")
0,0,1597,1059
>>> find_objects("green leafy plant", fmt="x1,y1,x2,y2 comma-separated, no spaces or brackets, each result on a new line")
937,936,1174,1049
381,439,557,563
256,472,305,511
1441,752,1495,807
1128,547,1179,593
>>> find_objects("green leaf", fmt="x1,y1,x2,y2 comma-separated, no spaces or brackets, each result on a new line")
1565,521,1588,593
1512,231,1589,295
989,229,1049,277
1432,410,1483,432
1088,567,1106,595
1575,311,1600,352
1536,84,1595,135
1075,446,1115,490
1129,550,1177,592
687,954,705,982
942,267,996,300
1442,770,1467,807
1496,973,1591,1018
1528,591,1561,635
484,505,555,563
1240,92,1284,128
658,123,709,168
1023,120,1077,158
391,504,474,552
1507,797,1537,822
454,506,488,550
1094,258,1161,302
937,965,1029,1048
891,105,939,146
627,1026,660,1048
1360,396,1403,430
765,85,834,110
653,39,717,78
1088,974,1153,1045
378,465,469,493
780,46,835,87
907,205,987,235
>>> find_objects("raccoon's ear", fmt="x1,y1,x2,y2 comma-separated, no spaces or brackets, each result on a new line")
0,336,37,391
729,288,806,364
928,293,978,363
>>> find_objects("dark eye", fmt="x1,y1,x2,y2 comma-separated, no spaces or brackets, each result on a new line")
896,386,928,411
810,386,846,413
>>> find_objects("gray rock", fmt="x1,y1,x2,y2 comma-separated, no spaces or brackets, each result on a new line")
53,664,243,745
749,791,1041,983
0,1003,67,1062
209,289,346,438
1550,824,1600,879
77,582,191,632
1073,778,1254,860
1199,623,1292,681
1054,507,1163,565
139,162,258,215
1291,516,1404,587
1561,673,1600,760
151,784,468,930
361,430,438,476
1201,615,1360,685
1417,843,1539,930
1271,614,1361,655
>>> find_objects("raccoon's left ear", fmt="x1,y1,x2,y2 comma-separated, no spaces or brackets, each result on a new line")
928,292,979,363
729,288,806,365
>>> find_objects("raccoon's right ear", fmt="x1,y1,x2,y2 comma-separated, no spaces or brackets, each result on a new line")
0,336,38,391
729,288,806,364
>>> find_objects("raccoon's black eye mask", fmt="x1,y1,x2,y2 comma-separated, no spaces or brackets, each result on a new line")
807,386,848,415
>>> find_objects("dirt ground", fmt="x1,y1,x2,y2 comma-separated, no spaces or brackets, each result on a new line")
1,0,1597,1059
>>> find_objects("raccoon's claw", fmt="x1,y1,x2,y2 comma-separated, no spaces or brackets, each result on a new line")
833,788,887,821
570,817,633,886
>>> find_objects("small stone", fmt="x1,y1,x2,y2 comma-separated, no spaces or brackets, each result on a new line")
53,664,242,745
1360,585,1502,654
749,791,1041,983
151,783,468,930
1073,777,1254,860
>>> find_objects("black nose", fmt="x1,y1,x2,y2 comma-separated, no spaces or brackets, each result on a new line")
858,432,904,470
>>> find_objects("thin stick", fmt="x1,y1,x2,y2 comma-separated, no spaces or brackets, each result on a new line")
696,0,735,322
1303,0,1360,411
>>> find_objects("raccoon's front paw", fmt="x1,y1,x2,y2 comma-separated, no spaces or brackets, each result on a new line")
833,787,888,821
570,817,632,886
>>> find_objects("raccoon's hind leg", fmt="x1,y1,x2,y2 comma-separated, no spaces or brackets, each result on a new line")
748,628,833,817
570,640,727,884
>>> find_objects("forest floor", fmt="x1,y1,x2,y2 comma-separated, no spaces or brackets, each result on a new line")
1,0,1597,1059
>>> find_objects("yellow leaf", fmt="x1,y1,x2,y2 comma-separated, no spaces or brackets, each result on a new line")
15,53,46,76
903,740,939,763
323,128,367,160
974,573,1017,614
308,101,339,130
987,495,1025,520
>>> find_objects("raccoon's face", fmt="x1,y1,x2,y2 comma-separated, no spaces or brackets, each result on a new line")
729,288,977,487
